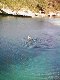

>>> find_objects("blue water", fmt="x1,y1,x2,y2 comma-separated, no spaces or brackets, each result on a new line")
0,16,60,80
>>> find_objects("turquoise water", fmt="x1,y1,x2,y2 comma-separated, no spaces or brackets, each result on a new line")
0,16,60,80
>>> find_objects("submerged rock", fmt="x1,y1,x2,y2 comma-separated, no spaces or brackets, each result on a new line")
22,34,57,49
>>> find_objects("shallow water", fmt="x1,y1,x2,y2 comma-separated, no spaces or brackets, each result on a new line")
0,16,60,80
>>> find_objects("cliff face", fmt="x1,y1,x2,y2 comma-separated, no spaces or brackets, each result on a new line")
0,0,60,13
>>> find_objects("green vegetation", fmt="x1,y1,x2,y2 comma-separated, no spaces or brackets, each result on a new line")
0,0,60,13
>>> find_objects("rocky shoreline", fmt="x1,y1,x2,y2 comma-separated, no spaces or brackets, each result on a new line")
0,7,60,18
